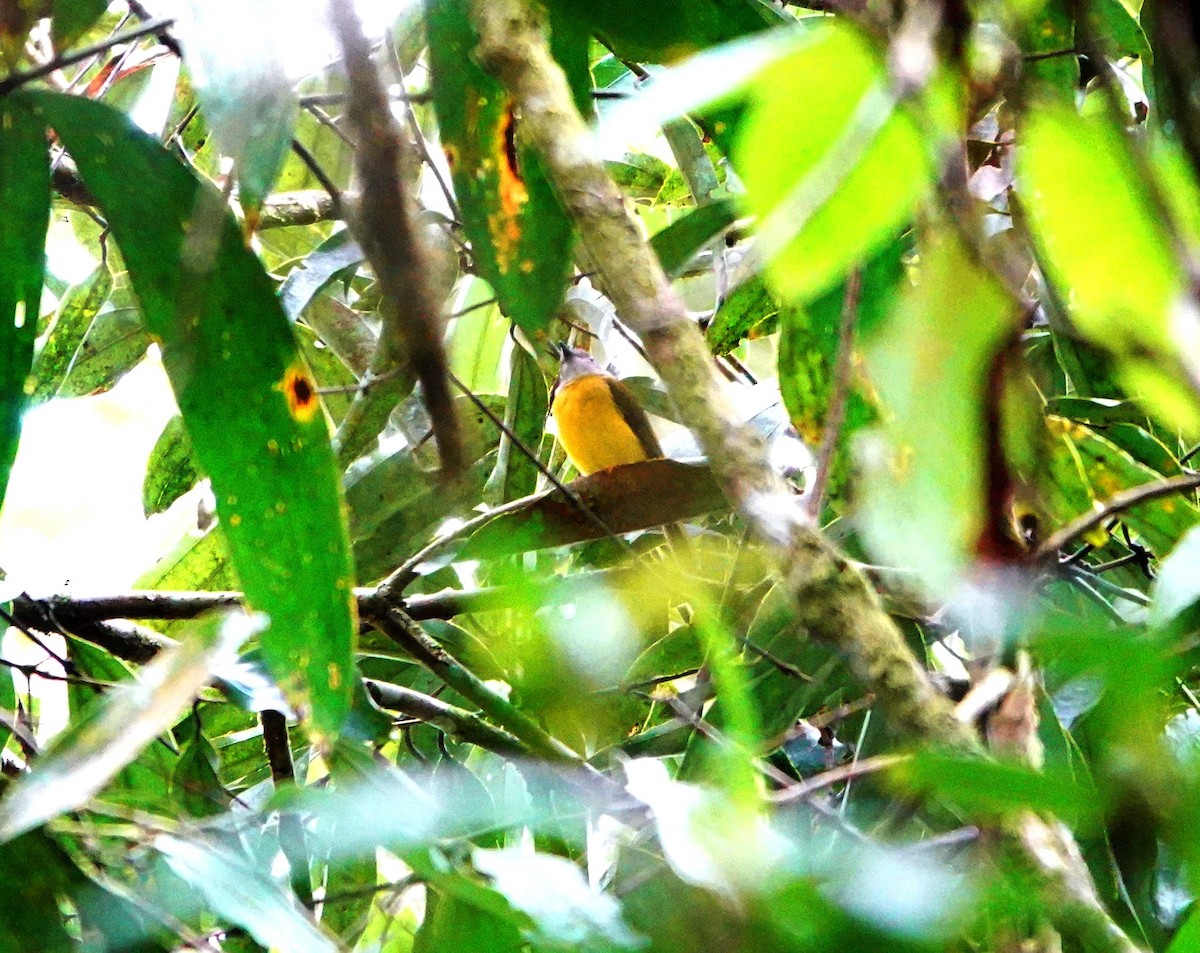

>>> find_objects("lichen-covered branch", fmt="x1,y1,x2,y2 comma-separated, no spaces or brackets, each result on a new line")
466,3,1140,950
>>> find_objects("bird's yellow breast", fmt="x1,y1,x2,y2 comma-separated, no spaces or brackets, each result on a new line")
551,374,652,475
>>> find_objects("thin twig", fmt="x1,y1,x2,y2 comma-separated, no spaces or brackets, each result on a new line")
1035,471,1200,558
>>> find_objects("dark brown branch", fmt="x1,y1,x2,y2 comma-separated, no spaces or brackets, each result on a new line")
328,0,464,476
363,679,526,756
260,710,313,906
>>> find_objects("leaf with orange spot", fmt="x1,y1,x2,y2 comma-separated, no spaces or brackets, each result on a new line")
426,0,585,344
26,91,356,739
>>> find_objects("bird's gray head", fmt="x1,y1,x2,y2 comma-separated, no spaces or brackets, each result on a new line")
554,342,609,385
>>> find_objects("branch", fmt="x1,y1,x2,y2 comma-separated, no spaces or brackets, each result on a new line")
327,0,464,475
467,5,1140,950
1035,471,1200,559
363,679,527,756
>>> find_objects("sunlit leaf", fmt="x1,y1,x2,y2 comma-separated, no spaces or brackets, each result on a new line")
1019,100,1200,430
0,97,49,514
735,24,935,305
0,611,261,842
31,91,358,737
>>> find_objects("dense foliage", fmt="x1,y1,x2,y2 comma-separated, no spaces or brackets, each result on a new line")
2,0,1200,951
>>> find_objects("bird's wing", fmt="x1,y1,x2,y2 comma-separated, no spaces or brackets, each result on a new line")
606,377,664,459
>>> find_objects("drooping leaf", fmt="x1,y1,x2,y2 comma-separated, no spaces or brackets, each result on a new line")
1019,99,1200,431
143,414,200,516
277,228,364,324
0,611,261,843
176,0,298,212
485,344,548,503
0,97,49,514
31,91,358,737
414,888,523,953
426,0,577,346
49,282,153,399
734,23,936,306
28,259,112,402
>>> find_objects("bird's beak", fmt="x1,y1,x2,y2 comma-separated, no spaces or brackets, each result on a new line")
552,341,570,361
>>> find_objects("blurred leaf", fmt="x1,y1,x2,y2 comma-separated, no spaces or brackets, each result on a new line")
777,236,903,497
1020,0,1078,96
0,97,49,513
50,0,109,49
1019,100,1200,431
473,847,644,950
295,322,358,425
735,24,934,305
426,0,577,346
177,0,298,211
1041,416,1200,554
893,751,1105,828
1089,0,1151,63
705,276,778,356
29,260,113,402
0,831,74,952
0,611,261,842
142,415,200,516
1151,524,1200,631
35,91,358,737
172,710,228,818
859,234,1015,590
650,198,739,278
155,833,337,952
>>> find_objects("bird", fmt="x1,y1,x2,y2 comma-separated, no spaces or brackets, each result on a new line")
550,342,664,476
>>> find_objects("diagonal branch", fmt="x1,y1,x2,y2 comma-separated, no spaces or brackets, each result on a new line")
327,0,464,475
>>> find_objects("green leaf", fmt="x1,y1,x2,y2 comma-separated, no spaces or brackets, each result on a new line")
278,228,363,323
28,260,112,402
50,282,153,399
734,24,934,305
0,611,261,843
50,0,110,49
705,275,779,357
31,91,358,737
1019,100,1200,431
0,831,75,952
1020,0,1078,96
859,234,1015,590
650,197,739,278
142,414,200,516
155,833,337,952
415,888,523,953
0,98,50,514
1150,525,1200,631
426,0,576,346
1088,0,1151,63
172,711,228,818
485,344,548,503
